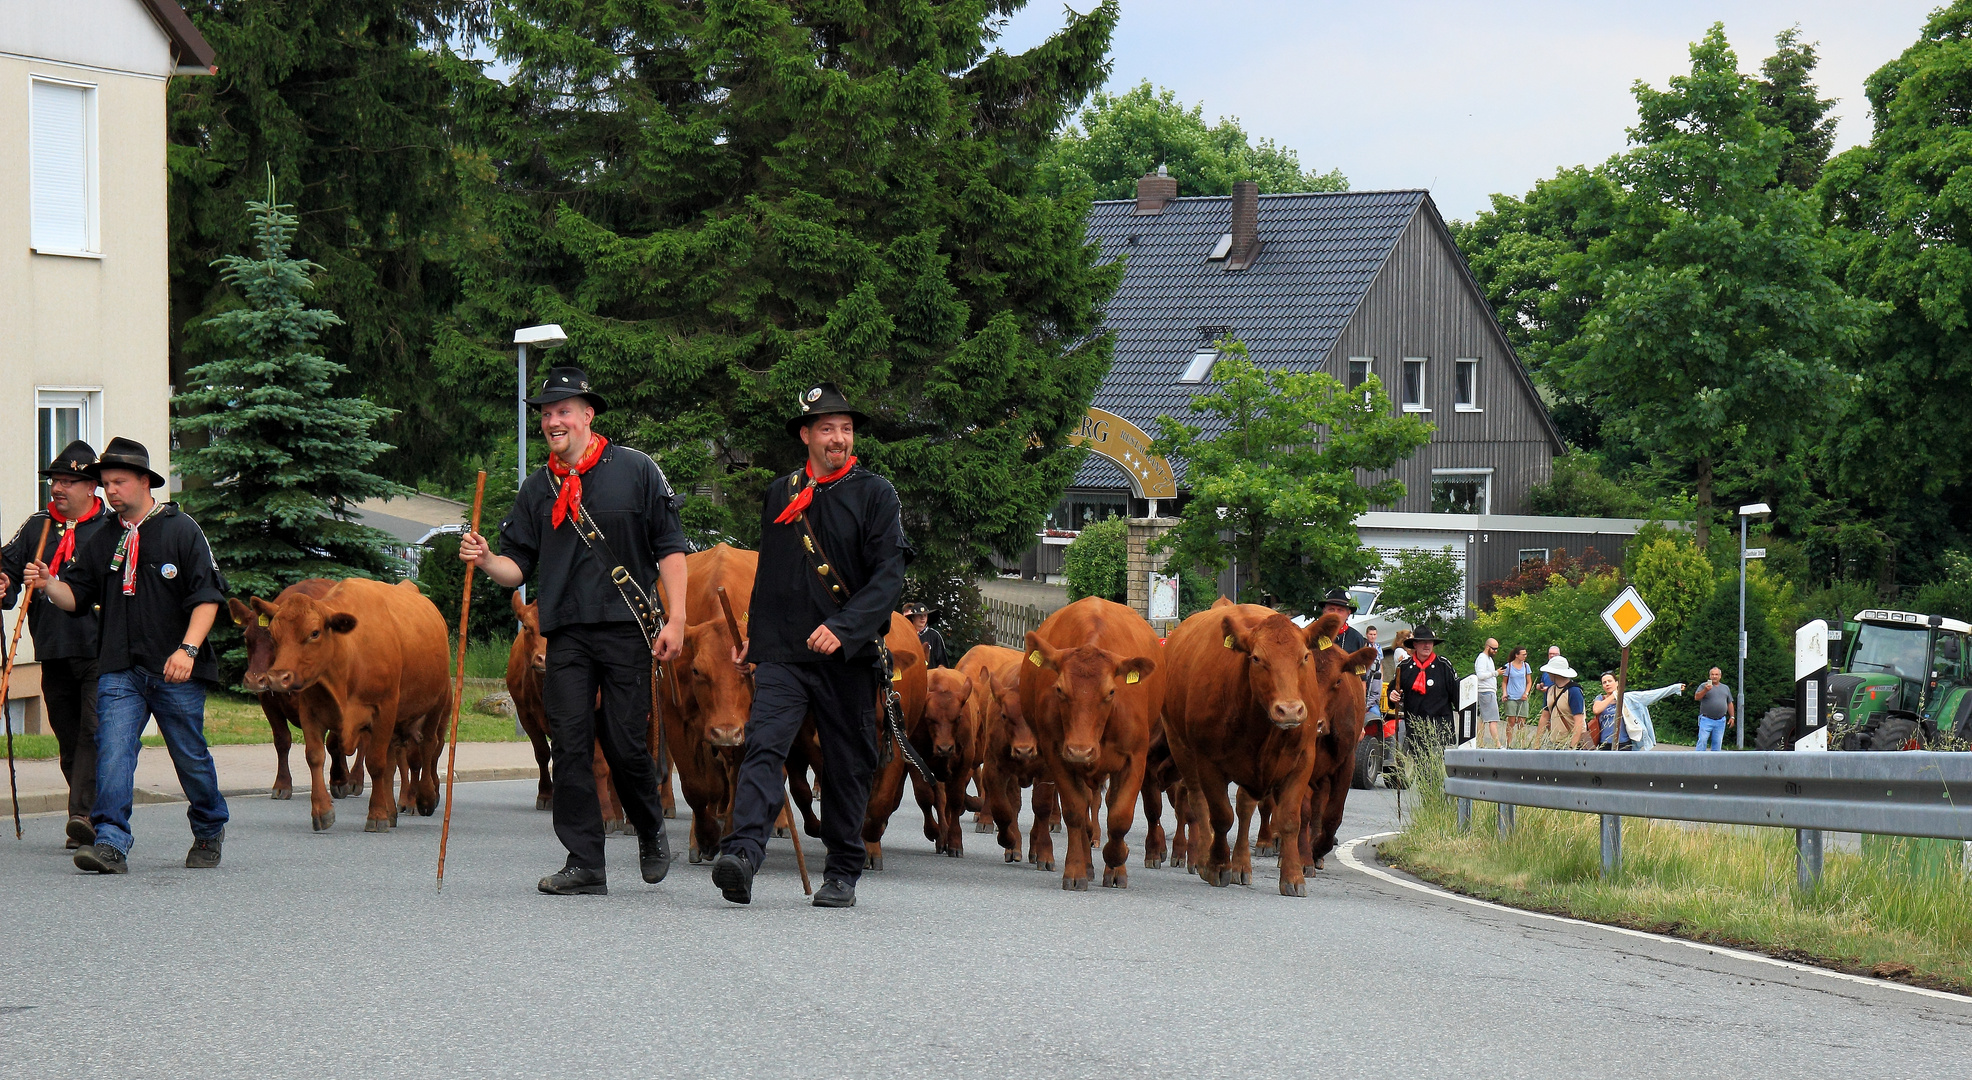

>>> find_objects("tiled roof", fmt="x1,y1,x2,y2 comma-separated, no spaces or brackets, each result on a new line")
1075,190,1425,487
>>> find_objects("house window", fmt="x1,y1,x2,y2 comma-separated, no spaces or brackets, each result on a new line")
37,388,102,505
31,78,97,255
1430,469,1491,514
1179,348,1219,384
1402,358,1428,411
1347,357,1373,401
1517,548,1550,568
1455,358,1479,410
1045,492,1128,534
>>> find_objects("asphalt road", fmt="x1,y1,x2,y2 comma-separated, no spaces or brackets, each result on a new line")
2,780,1967,1079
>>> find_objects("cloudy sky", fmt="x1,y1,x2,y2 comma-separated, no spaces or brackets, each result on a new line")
995,0,1943,220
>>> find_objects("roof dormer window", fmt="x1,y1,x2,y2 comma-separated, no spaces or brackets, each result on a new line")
1179,348,1219,384
1206,233,1232,261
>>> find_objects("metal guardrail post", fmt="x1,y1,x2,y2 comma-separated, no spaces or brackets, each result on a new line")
1498,802,1515,839
1797,829,1822,891
1600,814,1621,876
1457,798,1471,832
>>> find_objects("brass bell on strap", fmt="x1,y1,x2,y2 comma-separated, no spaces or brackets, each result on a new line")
816,564,830,577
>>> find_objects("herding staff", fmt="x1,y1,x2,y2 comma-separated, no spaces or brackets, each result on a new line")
436,471,487,892
0,519,53,840
718,583,810,896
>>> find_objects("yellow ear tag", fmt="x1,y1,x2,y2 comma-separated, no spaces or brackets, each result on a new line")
1317,635,1334,651
258,615,271,628
1125,671,1140,685
1223,635,1235,648
891,669,903,682
1028,650,1043,667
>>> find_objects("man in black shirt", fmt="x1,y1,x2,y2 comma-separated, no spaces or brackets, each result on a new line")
460,367,689,896
27,438,229,873
904,602,946,669
714,383,911,908
1390,623,1459,751
2,441,114,848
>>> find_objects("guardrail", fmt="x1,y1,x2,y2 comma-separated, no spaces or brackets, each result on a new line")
1441,748,1972,888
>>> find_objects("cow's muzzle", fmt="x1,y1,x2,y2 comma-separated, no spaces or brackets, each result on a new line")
1061,744,1097,765
242,671,272,693
265,669,297,692
707,725,744,748
1009,745,1038,763
933,742,956,758
1271,700,1307,730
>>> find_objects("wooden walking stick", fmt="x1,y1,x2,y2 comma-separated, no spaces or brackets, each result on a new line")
436,471,487,892
1,519,54,840
717,584,810,895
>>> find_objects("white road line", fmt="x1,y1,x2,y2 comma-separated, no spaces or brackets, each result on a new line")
1337,830,1971,1005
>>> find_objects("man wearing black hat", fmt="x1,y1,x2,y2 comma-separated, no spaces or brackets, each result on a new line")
903,602,946,669
458,366,689,896
26,438,230,873
713,382,911,908
1389,623,1458,751
1317,587,1368,655
1,441,113,848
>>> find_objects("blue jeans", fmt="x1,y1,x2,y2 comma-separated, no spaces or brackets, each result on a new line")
1696,715,1727,751
92,667,229,854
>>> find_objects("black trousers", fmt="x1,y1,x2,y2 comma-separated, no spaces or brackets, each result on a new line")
722,660,879,883
40,657,99,820
543,622,665,871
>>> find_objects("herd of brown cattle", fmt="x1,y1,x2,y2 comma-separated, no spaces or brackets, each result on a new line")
226,545,1376,896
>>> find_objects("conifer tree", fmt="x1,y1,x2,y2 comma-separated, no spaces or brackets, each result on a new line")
174,188,409,606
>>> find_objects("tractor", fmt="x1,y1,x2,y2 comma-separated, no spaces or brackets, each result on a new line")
1757,609,1972,751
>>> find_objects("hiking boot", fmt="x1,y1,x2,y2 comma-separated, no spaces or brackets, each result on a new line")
638,828,671,884
710,850,755,905
74,843,127,875
538,865,608,895
186,831,224,869
66,817,94,850
811,877,857,908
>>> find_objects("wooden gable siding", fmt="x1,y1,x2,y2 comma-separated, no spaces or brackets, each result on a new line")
1325,204,1559,515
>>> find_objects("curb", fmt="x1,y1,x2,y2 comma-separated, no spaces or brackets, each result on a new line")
7,767,541,818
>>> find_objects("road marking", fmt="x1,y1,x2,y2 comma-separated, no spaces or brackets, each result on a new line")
1337,830,1971,1005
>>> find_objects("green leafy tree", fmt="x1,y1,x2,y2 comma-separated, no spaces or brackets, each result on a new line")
1061,516,1128,602
1573,25,1876,551
457,0,1125,634
1475,567,1626,686
1152,341,1432,612
1913,551,1972,623
173,192,409,642
1379,547,1465,627
1036,80,1346,198
169,1,485,488
1656,573,1792,739
1626,534,1714,679
1757,26,1838,192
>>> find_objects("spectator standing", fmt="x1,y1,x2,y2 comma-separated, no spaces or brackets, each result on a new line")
1501,647,1533,745
1538,657,1586,748
1591,672,1686,752
1692,667,1735,751
1474,638,1501,747
903,602,947,669
1538,645,1562,690
1363,626,1383,720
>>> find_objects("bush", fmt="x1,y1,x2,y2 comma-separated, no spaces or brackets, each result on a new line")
417,533,516,646
1062,516,1129,602
1480,545,1612,607
1528,453,1653,518
1178,569,1221,619
1913,550,1972,623
1655,575,1792,741
1434,618,1490,679
1475,568,1626,686
1627,535,1713,681
1380,546,1466,626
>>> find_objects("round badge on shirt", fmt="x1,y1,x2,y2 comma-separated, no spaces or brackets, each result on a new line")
160,563,178,580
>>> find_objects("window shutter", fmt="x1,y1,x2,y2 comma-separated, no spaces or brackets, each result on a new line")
32,81,91,252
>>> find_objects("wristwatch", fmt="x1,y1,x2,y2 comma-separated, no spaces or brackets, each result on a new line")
177,643,199,659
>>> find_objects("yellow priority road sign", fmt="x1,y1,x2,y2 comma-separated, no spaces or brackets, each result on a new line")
1601,585,1656,648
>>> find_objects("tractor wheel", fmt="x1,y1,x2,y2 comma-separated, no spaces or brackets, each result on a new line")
1951,695,1972,746
1869,714,1925,752
1353,737,1385,790
1756,707,1796,751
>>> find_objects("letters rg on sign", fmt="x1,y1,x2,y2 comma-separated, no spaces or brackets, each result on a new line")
1600,585,1656,648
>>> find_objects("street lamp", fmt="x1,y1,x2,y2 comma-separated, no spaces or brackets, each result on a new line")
1737,501,1771,748
513,324,567,603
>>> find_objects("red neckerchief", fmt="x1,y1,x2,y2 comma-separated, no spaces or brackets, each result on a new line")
773,456,857,525
547,435,608,529
1410,653,1433,695
46,496,104,577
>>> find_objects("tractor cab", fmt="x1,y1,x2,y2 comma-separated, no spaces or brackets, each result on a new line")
1830,610,1972,750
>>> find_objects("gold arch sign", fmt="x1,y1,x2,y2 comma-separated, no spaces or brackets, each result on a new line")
1068,407,1177,499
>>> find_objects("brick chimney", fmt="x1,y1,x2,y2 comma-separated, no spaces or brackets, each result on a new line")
1135,164,1178,214
1227,181,1260,269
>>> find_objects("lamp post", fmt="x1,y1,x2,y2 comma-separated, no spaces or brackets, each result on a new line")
1737,501,1771,748
512,324,568,604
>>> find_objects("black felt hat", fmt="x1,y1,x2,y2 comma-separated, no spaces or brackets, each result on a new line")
87,437,166,488
1320,587,1359,613
902,602,939,621
1407,623,1443,644
39,440,98,481
525,366,609,414
786,382,872,438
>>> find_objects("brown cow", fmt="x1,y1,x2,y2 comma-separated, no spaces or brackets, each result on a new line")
965,644,1059,871
854,613,927,871
253,578,452,832
663,543,758,862
914,667,982,857
1162,605,1372,895
1020,597,1163,891
228,579,364,801
505,591,627,831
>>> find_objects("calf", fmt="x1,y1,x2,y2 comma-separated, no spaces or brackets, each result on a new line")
856,613,927,871
661,543,758,862
254,578,452,832
1020,597,1163,891
965,644,1059,871
914,667,982,857
506,591,627,831
229,579,363,801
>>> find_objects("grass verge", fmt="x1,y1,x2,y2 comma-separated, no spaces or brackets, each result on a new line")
1379,748,1972,995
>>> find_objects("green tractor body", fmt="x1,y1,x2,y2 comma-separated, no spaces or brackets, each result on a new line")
1826,610,1972,751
